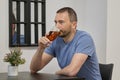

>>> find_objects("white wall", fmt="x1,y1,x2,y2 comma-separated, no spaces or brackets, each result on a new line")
0,0,107,76
75,0,107,63
107,0,120,80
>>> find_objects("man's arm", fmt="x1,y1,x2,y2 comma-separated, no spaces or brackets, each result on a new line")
55,53,88,76
30,46,53,73
30,37,53,73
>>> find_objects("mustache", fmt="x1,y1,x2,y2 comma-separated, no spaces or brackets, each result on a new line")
60,30,64,33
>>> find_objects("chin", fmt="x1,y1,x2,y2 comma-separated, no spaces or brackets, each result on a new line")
59,32,65,38
59,35,66,38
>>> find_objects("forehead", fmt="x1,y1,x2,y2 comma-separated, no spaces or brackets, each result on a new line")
55,12,70,21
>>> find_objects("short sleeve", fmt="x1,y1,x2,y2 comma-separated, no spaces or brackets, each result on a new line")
75,34,95,57
44,41,56,57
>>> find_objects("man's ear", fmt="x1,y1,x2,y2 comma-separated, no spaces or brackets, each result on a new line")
72,21,77,29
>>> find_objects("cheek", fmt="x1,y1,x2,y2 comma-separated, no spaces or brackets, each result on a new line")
60,23,71,31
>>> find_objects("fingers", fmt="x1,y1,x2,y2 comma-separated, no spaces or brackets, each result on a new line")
38,36,51,48
40,36,49,44
45,33,49,36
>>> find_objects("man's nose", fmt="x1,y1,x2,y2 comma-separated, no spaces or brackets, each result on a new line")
56,24,61,29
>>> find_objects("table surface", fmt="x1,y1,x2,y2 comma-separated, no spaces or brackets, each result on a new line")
0,72,85,80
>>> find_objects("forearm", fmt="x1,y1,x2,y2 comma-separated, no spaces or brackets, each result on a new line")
30,46,45,73
55,65,77,77
55,54,88,77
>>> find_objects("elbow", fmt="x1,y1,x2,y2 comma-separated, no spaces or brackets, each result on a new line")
30,65,43,74
30,66,39,74
30,69,37,74
30,64,43,74
66,68,78,77
30,67,37,74
68,71,77,77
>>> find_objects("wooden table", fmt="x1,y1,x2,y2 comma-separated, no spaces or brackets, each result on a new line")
0,72,85,80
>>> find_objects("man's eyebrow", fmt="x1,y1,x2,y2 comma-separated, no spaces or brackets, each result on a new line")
54,20,64,22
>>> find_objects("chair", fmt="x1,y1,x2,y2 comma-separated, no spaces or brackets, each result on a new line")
99,63,114,80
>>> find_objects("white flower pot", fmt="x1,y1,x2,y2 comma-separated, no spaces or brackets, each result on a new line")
8,65,18,76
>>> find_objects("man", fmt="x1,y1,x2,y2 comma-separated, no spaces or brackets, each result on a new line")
30,7,102,80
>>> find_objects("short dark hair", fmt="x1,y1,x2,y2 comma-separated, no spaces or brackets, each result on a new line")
56,7,77,22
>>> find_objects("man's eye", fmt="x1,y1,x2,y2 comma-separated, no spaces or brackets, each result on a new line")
59,21,64,24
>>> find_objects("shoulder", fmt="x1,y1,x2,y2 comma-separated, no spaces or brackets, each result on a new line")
76,30,93,40
74,30,95,49
76,30,90,36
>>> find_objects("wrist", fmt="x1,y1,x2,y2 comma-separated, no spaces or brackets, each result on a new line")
38,43,46,49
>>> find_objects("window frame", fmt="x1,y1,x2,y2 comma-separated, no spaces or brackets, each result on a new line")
9,0,46,47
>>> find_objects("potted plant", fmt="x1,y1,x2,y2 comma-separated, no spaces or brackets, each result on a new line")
3,47,25,76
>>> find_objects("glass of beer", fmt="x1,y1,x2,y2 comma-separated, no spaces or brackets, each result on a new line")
46,26,60,41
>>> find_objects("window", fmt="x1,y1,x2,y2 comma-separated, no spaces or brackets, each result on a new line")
9,0,46,47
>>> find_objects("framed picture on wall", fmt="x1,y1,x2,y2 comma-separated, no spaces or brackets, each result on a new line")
9,0,46,47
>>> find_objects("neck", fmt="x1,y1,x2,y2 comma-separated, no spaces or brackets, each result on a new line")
63,30,76,43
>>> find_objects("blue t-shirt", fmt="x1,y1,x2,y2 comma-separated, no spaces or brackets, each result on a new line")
45,30,102,80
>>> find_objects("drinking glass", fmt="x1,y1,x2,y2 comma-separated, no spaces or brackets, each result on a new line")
46,26,60,41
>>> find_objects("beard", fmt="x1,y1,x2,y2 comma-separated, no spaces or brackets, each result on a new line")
59,30,71,38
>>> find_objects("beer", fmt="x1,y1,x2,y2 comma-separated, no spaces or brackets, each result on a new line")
46,31,60,41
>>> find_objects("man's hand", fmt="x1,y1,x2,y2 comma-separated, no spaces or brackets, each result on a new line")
38,36,52,48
